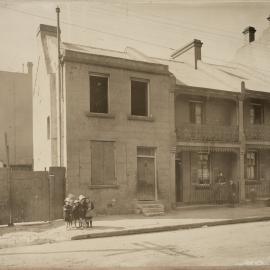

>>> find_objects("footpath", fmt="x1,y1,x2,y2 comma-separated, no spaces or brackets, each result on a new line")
0,203,270,249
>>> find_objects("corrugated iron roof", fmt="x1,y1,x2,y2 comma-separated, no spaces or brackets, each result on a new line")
62,27,270,94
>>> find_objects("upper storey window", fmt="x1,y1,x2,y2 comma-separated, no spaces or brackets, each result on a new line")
190,101,203,124
249,103,263,125
131,79,149,116
89,74,109,114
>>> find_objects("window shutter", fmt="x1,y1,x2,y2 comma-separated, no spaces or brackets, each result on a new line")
91,141,104,185
103,142,115,184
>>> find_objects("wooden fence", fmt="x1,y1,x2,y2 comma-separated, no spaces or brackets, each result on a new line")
0,167,65,225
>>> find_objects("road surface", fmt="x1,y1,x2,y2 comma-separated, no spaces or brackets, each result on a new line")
0,221,270,268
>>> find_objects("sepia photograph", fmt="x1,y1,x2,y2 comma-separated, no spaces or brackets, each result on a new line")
0,0,270,269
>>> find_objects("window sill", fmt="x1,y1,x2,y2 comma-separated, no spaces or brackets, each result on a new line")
192,183,211,190
127,115,154,122
85,112,115,119
88,184,119,189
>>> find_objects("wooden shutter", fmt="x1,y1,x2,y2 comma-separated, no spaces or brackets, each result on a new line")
103,142,115,184
91,141,115,185
91,141,104,185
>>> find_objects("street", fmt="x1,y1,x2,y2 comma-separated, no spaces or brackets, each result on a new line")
0,221,270,268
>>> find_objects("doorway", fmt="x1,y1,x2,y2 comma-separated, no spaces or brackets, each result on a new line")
137,147,156,201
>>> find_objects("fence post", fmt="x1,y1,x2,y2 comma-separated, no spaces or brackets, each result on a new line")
4,133,13,226
49,174,55,221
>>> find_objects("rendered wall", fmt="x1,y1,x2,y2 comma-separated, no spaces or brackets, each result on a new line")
64,60,174,214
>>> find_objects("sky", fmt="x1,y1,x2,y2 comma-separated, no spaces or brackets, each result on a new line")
0,0,269,72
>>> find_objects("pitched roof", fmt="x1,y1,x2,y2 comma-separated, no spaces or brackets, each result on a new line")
62,23,270,94
62,42,157,64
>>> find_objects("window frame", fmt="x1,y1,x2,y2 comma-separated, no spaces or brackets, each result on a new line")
249,102,264,125
197,152,210,185
89,140,117,187
246,150,259,181
130,78,150,117
89,73,110,114
189,100,204,124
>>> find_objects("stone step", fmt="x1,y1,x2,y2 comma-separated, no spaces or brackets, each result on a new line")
143,208,165,214
135,201,165,216
138,204,165,209
143,211,165,217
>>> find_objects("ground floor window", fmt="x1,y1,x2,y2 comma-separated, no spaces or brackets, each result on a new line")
246,151,258,180
90,141,116,185
197,152,210,184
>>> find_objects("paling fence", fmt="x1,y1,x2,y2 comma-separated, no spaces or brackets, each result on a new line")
0,167,65,225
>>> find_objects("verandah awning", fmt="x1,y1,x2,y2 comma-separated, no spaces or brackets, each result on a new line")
176,145,239,153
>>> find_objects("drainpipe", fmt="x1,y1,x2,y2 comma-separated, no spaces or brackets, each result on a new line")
56,7,62,167
239,81,246,201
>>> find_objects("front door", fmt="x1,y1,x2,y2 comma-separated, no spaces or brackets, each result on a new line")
175,160,183,202
137,156,155,200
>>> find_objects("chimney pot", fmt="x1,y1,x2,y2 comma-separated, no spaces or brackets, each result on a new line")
242,26,256,43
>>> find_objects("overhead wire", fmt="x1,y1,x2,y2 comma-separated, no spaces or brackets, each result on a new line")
88,4,243,40
86,4,270,46
0,4,176,50
0,3,269,66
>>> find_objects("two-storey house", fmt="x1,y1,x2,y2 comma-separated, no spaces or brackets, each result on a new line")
160,17,270,205
34,25,175,214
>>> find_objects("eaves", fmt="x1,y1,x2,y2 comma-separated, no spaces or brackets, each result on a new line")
62,49,170,76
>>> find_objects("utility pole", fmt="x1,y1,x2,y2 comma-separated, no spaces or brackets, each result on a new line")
4,132,13,226
56,6,62,167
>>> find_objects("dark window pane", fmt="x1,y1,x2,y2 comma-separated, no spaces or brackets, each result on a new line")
254,106,262,124
90,76,108,113
131,80,148,116
190,102,202,124
250,104,263,125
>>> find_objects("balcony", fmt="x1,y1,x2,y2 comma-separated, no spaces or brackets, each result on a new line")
176,124,239,143
245,125,270,141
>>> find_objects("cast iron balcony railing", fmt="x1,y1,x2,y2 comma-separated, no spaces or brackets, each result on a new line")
176,124,239,143
245,125,270,141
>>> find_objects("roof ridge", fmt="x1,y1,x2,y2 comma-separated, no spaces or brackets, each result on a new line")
62,42,126,54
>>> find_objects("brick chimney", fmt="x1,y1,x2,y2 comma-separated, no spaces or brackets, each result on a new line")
171,39,203,69
37,24,57,37
242,26,256,43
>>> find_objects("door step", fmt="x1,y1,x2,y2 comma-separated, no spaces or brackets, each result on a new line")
135,201,165,216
